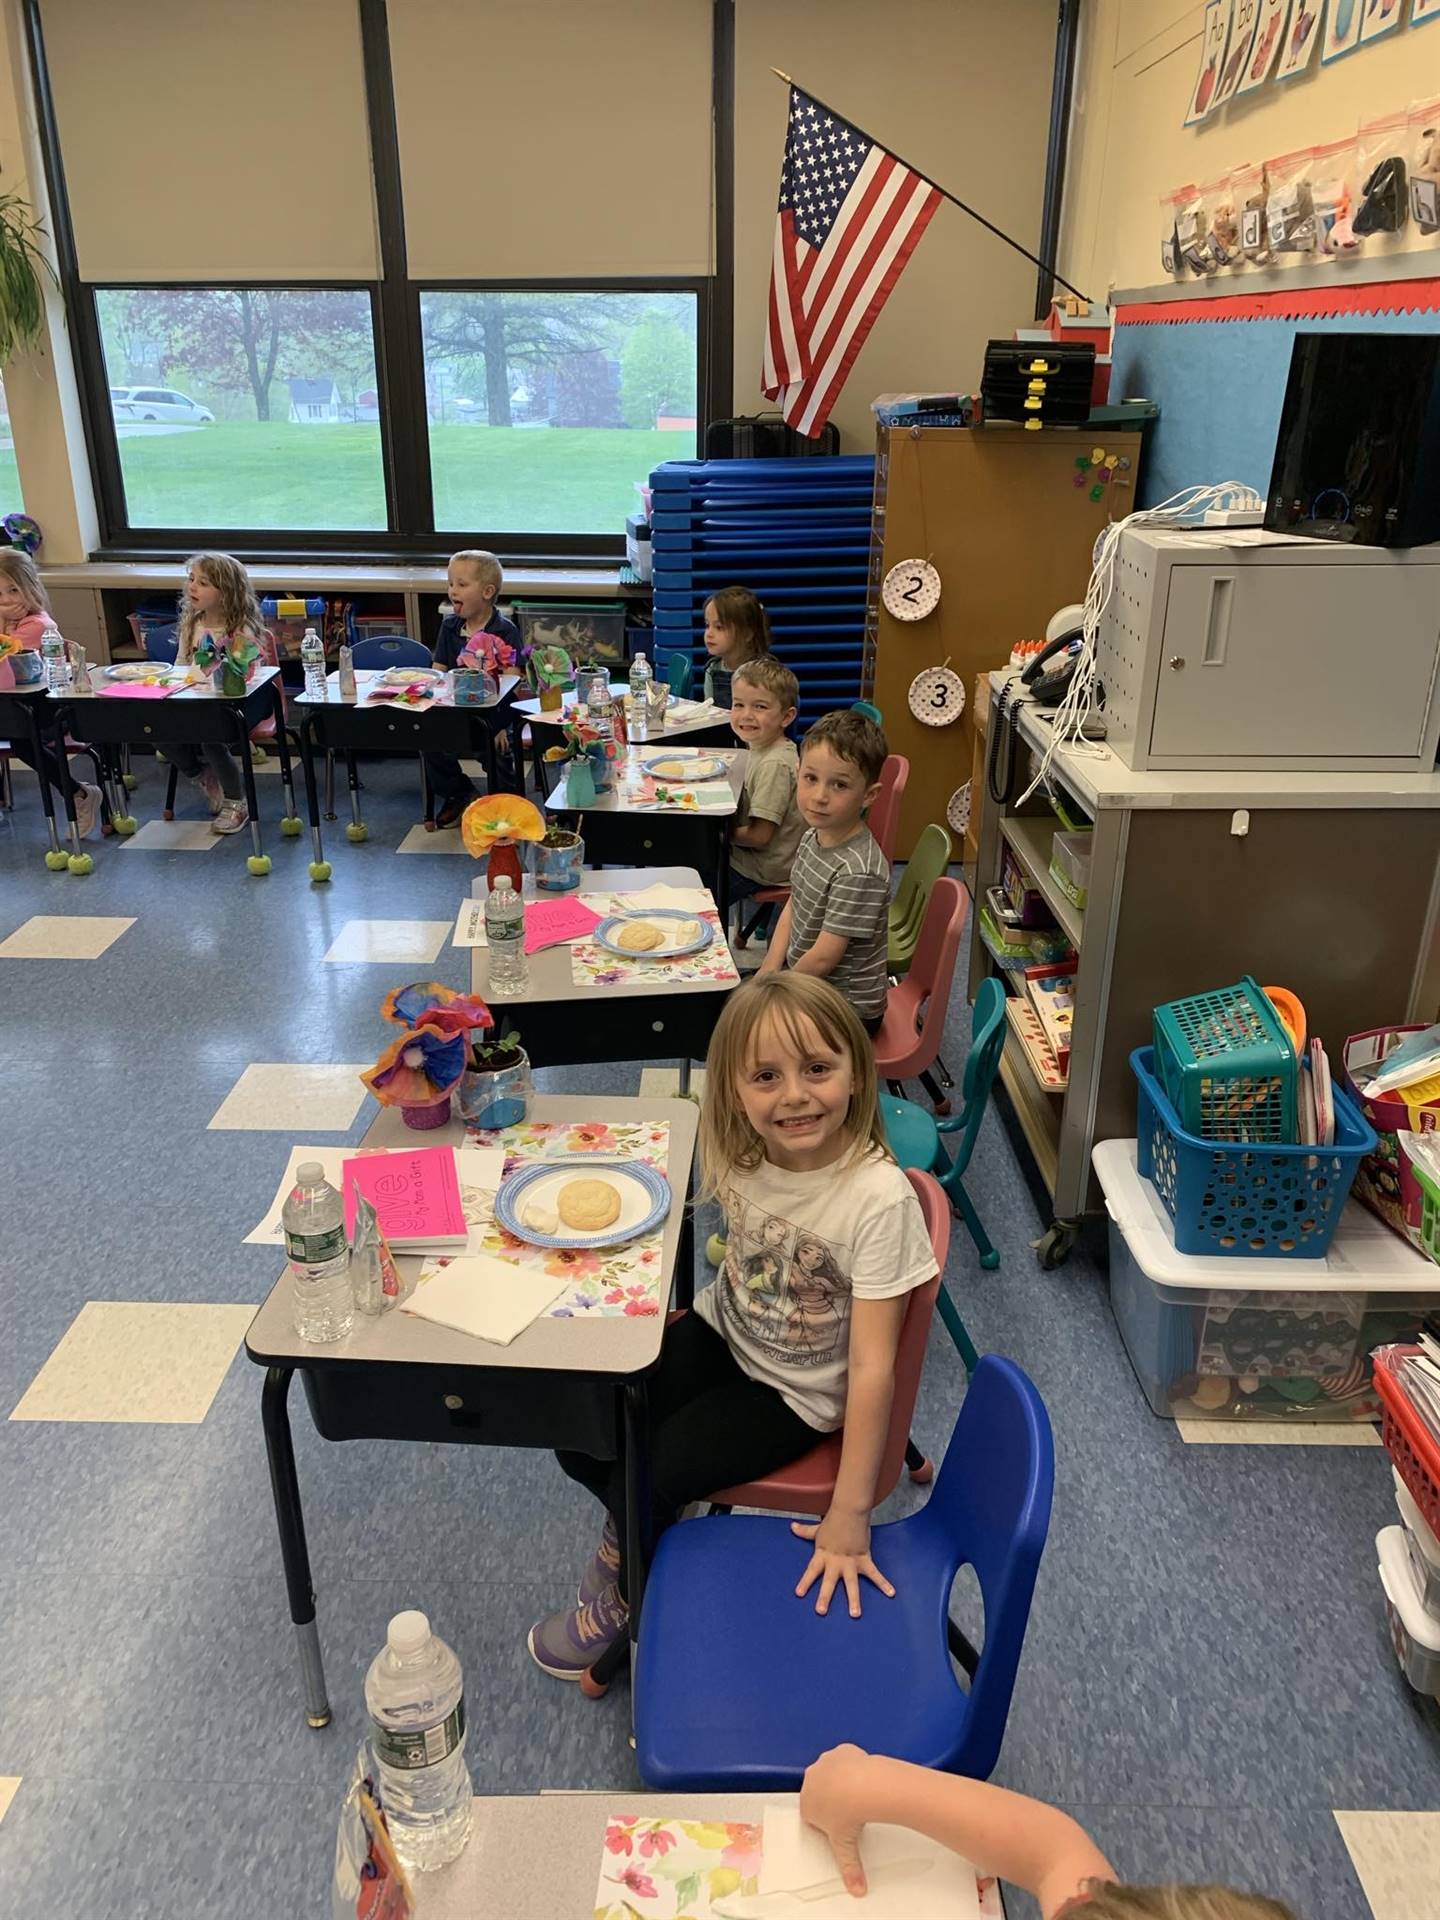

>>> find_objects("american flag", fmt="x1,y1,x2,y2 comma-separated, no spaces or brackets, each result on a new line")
762,87,943,438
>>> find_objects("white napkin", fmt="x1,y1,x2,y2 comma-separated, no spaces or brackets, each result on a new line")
744,1807,979,1920
401,1251,567,1346
623,883,716,913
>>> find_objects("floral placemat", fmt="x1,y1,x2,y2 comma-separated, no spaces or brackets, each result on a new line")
625,775,736,813
458,1117,671,1318
594,1815,761,1919
570,897,739,990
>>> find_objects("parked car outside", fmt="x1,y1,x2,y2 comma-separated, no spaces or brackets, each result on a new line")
110,386,214,425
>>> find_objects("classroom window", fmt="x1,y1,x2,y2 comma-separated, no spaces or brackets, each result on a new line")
0,373,23,515
92,288,385,532
419,289,699,535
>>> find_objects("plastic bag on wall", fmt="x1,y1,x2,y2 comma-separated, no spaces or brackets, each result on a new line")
1231,160,1271,261
1266,145,1317,253
1313,137,1360,256
1202,173,1241,267
1160,191,1183,276
1352,111,1409,238
1408,97,1440,236
1176,184,1218,274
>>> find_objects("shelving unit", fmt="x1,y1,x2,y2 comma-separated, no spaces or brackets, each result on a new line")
972,673,1440,1268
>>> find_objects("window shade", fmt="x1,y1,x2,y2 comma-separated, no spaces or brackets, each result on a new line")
40,0,379,281
388,0,713,279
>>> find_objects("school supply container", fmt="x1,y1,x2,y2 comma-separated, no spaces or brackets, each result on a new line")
1152,976,1298,1144
452,668,498,707
1000,845,1055,928
1374,1345,1440,1536
260,595,327,662
1376,1526,1440,1701
1095,1140,1437,1422
1048,829,1092,910
979,902,1033,971
1393,1468,1440,1618
1133,1046,1372,1259
1343,1026,1440,1261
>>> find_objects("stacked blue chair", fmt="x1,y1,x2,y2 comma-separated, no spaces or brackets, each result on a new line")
648,456,875,728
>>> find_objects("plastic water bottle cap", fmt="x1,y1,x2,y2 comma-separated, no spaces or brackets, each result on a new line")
388,1609,431,1655
296,1160,324,1185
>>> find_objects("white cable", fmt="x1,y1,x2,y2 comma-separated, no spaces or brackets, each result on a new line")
1015,480,1262,806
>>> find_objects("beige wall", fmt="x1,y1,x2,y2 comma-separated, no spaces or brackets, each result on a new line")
1060,0,1440,300
733,0,1058,450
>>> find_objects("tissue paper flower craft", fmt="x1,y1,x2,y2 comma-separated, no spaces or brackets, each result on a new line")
461,791,546,889
360,981,494,1116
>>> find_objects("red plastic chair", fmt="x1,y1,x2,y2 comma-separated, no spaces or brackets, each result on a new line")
706,1168,950,1514
873,877,970,1113
868,753,908,864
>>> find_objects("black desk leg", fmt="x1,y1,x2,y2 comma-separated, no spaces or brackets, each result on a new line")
713,827,730,927
49,706,83,864
261,1368,332,1728
676,1188,696,1312
271,683,300,828
231,711,268,874
344,748,365,839
21,705,66,867
298,716,330,878
583,1378,652,1703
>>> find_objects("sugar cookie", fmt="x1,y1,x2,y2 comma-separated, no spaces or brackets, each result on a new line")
557,1178,622,1230
616,920,664,952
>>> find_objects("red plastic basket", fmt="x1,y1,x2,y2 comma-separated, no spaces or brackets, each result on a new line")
1373,1346,1440,1537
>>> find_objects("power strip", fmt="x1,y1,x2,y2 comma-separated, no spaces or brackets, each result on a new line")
1200,505,1265,526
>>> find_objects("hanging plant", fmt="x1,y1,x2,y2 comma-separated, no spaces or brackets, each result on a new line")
0,193,55,364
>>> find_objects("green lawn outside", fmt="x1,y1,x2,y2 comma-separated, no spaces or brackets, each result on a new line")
104,420,693,534
0,443,22,517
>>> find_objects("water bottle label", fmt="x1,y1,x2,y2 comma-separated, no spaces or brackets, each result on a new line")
285,1223,347,1265
370,1695,465,1769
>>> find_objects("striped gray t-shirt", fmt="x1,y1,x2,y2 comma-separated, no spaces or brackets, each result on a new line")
785,825,890,1021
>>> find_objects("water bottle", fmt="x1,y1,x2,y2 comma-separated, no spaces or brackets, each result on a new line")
283,1162,353,1342
338,641,357,700
485,876,528,995
301,626,328,703
365,1610,473,1874
628,651,653,740
587,672,614,750
42,630,70,696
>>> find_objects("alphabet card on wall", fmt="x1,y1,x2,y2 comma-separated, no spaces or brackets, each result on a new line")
1237,0,1288,90
1213,0,1260,108
1277,0,1323,76
1360,0,1403,39
1415,0,1440,25
1321,0,1364,58
1186,0,1233,123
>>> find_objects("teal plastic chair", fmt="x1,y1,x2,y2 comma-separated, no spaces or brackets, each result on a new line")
666,653,694,698
851,698,883,724
889,821,952,975
883,976,1008,1372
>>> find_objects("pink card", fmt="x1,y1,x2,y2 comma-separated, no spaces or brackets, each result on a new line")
524,896,603,954
95,681,175,700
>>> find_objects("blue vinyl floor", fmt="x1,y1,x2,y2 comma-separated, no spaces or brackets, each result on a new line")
0,751,1435,1919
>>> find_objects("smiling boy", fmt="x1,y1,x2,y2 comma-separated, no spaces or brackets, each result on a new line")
759,710,890,1033
728,655,804,914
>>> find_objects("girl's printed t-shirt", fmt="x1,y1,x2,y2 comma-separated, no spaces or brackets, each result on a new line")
694,1149,935,1431
0,609,58,691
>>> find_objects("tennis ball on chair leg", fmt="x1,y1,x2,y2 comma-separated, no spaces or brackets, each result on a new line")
345,822,368,843
247,853,272,876
309,859,332,882
45,848,70,871
279,815,302,837
67,852,94,875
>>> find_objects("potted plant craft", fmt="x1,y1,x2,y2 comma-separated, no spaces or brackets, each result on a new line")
532,818,584,892
456,1018,531,1129
360,982,493,1129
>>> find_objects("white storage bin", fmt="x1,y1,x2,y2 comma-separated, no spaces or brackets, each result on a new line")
1378,1525,1440,1700
1393,1468,1440,1619
1093,1140,1440,1421
1049,830,1092,910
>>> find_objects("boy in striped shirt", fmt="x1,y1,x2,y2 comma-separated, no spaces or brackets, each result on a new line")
760,710,890,1033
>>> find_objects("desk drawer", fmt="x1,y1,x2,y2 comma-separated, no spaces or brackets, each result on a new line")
301,1364,620,1455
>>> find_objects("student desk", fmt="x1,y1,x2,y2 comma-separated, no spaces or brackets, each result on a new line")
54,665,294,873
293,669,522,871
244,1094,696,1730
467,865,738,1092
512,684,735,796
0,682,83,867
545,747,747,923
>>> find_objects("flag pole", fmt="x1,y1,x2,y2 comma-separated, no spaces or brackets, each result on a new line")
768,67,1091,306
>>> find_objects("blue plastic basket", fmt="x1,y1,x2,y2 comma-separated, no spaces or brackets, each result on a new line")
1133,1046,1376,1260
1153,976,1296,1143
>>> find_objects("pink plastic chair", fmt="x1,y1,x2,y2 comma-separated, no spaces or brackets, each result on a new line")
868,753,908,864
706,1168,951,1513
873,877,970,1113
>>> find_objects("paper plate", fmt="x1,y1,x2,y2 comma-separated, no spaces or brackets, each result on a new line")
908,667,966,727
882,557,942,621
104,662,171,681
641,752,727,783
381,665,445,685
595,908,714,959
494,1158,671,1249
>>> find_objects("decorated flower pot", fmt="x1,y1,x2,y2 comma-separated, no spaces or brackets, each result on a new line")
534,829,584,892
456,1048,532,1129
564,757,597,807
401,1094,453,1130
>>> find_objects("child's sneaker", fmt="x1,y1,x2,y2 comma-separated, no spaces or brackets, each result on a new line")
213,801,248,835
576,1515,621,1608
72,782,103,841
527,1582,628,1680
197,770,223,816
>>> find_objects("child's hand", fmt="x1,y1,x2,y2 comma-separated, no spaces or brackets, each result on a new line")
799,1744,873,1896
791,1508,895,1618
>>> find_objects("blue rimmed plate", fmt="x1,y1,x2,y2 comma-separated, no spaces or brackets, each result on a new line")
494,1158,672,1249
640,752,727,783
594,908,714,960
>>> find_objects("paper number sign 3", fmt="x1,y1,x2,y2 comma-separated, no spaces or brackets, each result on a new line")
882,558,941,622
908,666,966,727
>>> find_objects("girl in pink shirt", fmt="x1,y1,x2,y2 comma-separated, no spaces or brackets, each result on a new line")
0,548,106,837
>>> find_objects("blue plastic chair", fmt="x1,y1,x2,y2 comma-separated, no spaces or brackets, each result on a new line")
665,652,693,699
633,1354,1054,1790
884,976,1008,1313
349,635,432,670
851,698,883,724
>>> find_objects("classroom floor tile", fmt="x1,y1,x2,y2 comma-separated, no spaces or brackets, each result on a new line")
1176,1420,1383,1447
395,824,464,854
321,917,451,963
1334,1811,1440,1920
0,1779,18,1826
9,1303,255,1423
0,915,135,960
208,1062,369,1131
118,820,221,852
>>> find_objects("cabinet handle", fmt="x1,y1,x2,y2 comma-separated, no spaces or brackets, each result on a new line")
1203,575,1234,667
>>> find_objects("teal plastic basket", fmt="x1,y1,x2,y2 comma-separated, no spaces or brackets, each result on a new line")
1153,976,1297,1144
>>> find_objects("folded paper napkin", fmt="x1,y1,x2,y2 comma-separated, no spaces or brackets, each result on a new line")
736,1807,979,1920
622,883,716,913
402,1251,567,1346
